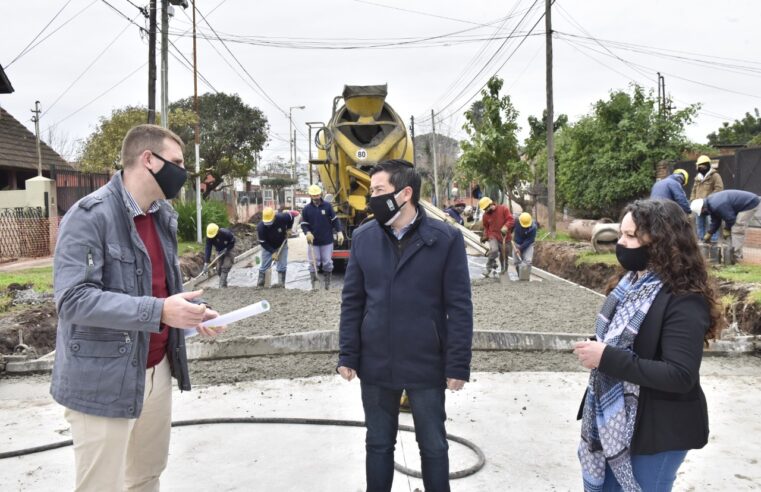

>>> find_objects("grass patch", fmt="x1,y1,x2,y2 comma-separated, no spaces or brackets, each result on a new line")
720,293,739,307
537,228,576,242
575,251,618,267
0,266,54,293
748,290,761,306
178,241,203,255
713,264,761,284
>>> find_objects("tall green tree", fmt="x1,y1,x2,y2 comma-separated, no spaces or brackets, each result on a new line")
555,85,698,218
170,92,269,198
458,76,529,208
78,106,195,172
707,108,761,146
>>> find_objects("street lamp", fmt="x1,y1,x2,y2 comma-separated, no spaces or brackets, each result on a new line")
289,105,305,180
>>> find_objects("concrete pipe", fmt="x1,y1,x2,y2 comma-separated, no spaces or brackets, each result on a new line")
591,223,620,253
568,218,613,241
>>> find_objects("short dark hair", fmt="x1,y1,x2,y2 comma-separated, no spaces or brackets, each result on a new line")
368,159,421,205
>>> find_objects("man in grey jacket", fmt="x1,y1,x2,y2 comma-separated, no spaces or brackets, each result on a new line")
51,124,223,492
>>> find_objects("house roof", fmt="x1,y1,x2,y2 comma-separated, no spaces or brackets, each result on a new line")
0,64,13,94
0,106,74,172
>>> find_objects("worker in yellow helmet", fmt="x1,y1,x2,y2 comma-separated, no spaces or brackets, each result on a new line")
478,196,514,277
300,183,344,289
513,212,537,280
690,155,724,242
649,169,691,214
204,222,236,288
256,206,296,288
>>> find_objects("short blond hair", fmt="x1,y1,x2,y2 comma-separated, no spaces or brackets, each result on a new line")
120,124,185,168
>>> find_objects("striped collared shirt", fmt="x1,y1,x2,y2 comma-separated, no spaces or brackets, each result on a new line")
125,189,161,218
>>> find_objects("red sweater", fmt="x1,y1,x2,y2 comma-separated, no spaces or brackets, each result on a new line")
133,214,170,368
482,204,515,242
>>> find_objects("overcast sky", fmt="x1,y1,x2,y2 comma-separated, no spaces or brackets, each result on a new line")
2,0,760,166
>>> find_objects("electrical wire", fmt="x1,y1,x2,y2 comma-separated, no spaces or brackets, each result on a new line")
42,13,142,117
5,0,74,68
4,0,99,69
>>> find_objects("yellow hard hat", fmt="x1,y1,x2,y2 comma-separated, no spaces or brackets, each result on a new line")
519,212,532,228
673,168,689,186
262,207,275,224
696,155,711,167
206,223,219,238
478,197,493,211
308,184,322,196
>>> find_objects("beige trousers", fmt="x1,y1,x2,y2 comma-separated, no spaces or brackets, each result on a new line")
64,355,172,492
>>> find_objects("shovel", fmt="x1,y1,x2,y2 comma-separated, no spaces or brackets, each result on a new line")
188,248,227,286
308,242,323,288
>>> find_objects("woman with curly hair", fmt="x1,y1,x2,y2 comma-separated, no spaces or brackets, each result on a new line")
573,199,723,492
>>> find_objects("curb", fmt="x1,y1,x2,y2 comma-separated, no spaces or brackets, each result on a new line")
7,330,756,374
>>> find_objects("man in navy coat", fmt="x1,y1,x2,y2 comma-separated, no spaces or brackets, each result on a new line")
338,159,473,492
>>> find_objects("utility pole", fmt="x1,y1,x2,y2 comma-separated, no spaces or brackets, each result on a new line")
192,0,201,243
31,101,42,176
148,0,157,124
160,0,169,128
545,0,556,236
293,128,298,182
410,115,416,165
288,105,305,179
431,109,440,207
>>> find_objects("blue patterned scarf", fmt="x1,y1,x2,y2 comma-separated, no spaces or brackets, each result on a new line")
578,271,663,492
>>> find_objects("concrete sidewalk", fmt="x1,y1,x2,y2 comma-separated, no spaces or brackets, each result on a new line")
0,257,53,273
2,357,760,491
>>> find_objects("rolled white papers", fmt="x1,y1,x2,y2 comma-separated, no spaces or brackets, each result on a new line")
200,300,270,328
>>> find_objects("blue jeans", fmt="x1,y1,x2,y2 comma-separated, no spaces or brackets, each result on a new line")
696,214,718,242
360,382,449,492
258,243,288,273
602,450,688,492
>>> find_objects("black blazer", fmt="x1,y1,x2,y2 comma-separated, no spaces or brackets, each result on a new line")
577,289,710,455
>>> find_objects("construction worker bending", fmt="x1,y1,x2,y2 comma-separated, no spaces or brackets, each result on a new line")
444,202,466,225
204,223,236,288
650,169,691,214
256,207,294,288
691,155,724,242
301,184,344,289
479,197,515,277
513,212,537,278
691,190,761,260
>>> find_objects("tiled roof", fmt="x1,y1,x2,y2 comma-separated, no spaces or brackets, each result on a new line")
0,106,73,172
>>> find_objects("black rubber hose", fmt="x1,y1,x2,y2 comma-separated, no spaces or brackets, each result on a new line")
0,417,486,480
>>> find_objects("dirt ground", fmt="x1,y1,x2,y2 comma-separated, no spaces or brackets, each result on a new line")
0,301,57,357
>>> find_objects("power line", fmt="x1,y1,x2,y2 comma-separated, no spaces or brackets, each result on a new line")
43,13,141,117
422,1,550,125
4,0,99,69
6,0,74,68
353,0,531,27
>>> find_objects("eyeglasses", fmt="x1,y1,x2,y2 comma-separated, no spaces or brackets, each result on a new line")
150,151,183,168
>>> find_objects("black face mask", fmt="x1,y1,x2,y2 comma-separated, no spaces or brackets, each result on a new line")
615,243,650,272
698,165,710,174
369,190,406,226
150,152,187,200
311,198,321,205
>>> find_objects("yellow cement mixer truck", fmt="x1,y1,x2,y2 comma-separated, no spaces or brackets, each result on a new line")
306,84,486,262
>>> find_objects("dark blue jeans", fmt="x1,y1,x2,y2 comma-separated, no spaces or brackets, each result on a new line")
360,382,449,492
602,450,688,492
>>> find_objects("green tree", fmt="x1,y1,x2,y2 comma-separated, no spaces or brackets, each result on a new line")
78,106,196,172
170,93,269,198
458,76,529,208
707,108,761,146
554,85,698,218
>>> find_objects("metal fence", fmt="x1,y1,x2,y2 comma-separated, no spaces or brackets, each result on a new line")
0,207,56,258
50,165,110,215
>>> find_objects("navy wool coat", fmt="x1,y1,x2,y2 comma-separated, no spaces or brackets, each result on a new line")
338,210,473,389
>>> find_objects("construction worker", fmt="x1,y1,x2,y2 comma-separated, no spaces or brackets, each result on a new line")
203,223,236,288
479,196,515,276
513,212,537,277
300,184,344,290
690,155,724,241
444,202,466,225
691,190,761,259
650,168,691,214
256,206,294,288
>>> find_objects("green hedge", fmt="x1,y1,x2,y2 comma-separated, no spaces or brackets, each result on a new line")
173,200,229,241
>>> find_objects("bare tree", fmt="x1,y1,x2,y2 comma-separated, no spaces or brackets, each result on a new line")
46,126,81,163
414,132,460,206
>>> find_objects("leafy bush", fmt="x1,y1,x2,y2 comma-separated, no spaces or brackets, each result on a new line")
173,200,229,241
